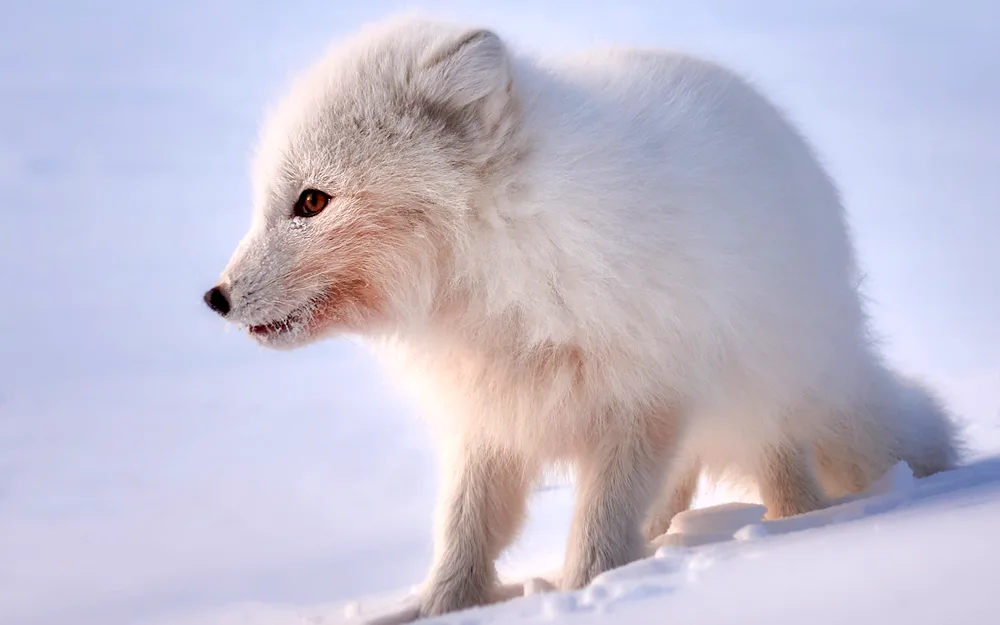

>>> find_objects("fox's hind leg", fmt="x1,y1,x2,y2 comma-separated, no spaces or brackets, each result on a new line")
757,443,827,519
643,458,701,540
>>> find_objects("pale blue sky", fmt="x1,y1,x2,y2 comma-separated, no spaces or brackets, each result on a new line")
0,3,998,623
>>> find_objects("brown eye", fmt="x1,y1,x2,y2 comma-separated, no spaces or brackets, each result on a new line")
293,189,331,218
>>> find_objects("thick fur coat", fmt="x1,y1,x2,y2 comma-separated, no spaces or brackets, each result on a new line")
206,15,960,619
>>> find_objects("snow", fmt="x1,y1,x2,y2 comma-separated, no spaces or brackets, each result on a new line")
134,458,1000,625
1,2,999,625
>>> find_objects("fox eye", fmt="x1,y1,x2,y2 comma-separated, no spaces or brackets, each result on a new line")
293,189,331,218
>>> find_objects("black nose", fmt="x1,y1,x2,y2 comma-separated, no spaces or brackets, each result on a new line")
204,286,230,316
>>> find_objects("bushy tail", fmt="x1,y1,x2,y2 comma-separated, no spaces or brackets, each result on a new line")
885,372,964,477
815,365,963,498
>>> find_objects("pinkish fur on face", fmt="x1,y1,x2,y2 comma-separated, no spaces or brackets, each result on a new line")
227,189,442,349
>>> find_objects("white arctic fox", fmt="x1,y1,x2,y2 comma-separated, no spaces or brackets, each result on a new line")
205,14,960,618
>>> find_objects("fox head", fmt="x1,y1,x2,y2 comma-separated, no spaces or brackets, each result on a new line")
204,16,524,348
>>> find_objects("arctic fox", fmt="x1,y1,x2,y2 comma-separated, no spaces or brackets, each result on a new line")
204,14,960,618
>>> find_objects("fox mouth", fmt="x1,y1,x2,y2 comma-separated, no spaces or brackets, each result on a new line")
248,319,295,336
245,308,309,341
239,288,343,349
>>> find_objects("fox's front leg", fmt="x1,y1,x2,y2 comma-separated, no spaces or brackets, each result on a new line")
562,414,678,589
419,442,535,618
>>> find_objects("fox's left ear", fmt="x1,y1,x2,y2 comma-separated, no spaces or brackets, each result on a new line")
415,28,513,124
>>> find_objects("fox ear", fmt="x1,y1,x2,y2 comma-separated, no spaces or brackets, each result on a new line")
416,28,512,113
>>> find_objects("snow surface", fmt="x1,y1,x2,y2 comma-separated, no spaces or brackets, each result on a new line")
2,2,999,625
137,459,1000,625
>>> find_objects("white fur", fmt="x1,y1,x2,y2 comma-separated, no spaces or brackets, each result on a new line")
210,14,961,619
